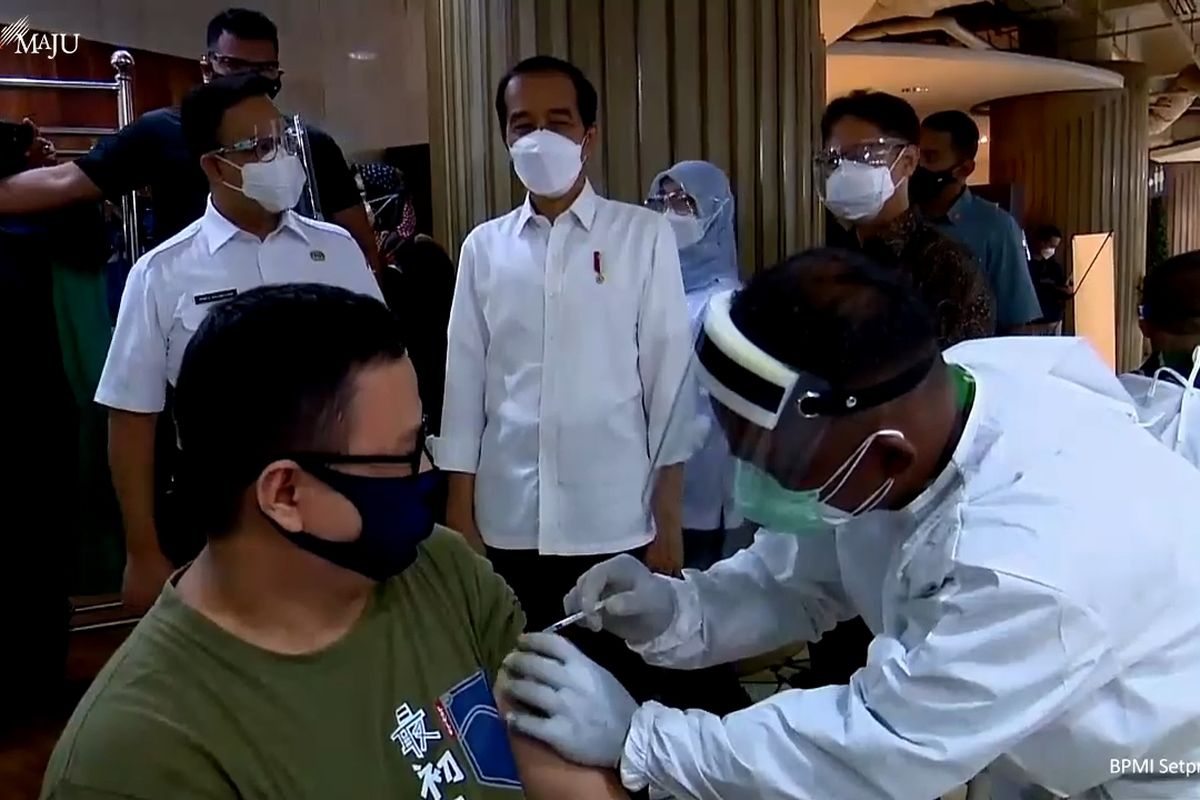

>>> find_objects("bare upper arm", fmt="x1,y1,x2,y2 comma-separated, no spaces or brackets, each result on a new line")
497,695,630,800
0,162,101,214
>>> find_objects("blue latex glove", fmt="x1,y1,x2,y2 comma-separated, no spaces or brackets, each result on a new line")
499,632,638,768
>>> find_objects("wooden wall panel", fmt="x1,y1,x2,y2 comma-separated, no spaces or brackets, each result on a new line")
426,0,825,276
991,62,1149,371
1165,164,1200,256
0,34,197,150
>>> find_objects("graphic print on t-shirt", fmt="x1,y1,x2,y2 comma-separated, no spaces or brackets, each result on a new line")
390,670,521,799
438,671,522,790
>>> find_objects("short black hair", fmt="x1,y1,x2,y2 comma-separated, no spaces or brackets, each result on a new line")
821,91,920,145
730,248,937,387
1034,224,1062,242
922,110,980,160
206,8,279,52
1142,251,1200,333
174,284,408,536
494,55,598,131
181,72,277,160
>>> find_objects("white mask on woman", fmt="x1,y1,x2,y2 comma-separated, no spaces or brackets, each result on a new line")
824,158,902,222
509,130,585,198
665,211,705,248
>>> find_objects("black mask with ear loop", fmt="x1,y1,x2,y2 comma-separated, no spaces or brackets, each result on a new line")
263,434,440,582
909,165,960,206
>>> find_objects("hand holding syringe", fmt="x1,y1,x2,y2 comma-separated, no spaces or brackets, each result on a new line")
541,600,609,634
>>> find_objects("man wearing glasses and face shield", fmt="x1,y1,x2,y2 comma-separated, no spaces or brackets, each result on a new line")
95,74,383,614
499,248,1200,800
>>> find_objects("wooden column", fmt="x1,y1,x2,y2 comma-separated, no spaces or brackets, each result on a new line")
425,0,825,276
990,62,1149,371
1164,163,1200,256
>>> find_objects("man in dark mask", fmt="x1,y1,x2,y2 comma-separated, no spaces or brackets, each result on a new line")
912,110,1040,334
42,284,631,800
0,8,379,269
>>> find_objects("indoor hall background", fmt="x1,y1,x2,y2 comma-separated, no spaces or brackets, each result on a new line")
990,62,1150,371
426,0,826,277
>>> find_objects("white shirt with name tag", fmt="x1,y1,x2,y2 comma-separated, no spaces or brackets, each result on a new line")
436,182,693,556
96,198,383,414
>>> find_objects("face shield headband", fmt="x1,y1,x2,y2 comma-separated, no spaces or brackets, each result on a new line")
694,289,935,431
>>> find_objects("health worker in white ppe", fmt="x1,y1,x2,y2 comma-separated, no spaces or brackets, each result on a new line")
499,247,1200,800
1120,250,1200,469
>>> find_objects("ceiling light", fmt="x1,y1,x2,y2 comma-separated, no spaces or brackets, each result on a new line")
900,86,930,94
349,50,377,61
979,135,989,144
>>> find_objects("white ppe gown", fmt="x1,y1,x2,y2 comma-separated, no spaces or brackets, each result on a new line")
1118,359,1200,470
619,338,1200,800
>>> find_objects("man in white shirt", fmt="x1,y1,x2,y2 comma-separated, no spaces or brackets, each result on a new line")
438,56,735,712
96,73,383,612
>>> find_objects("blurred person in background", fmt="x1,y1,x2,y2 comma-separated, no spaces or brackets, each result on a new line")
819,91,995,349
1121,251,1200,468
1027,224,1071,336
0,118,108,730
914,111,1040,334
356,162,455,434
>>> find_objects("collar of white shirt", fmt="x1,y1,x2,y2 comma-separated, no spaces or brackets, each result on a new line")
201,195,312,255
514,179,598,233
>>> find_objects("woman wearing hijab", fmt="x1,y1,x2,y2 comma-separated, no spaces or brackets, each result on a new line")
355,162,455,434
639,160,753,716
646,160,742,570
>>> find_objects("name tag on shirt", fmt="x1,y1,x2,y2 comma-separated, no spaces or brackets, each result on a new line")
193,289,238,305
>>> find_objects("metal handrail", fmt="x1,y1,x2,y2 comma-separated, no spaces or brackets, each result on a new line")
39,124,117,136
0,76,118,91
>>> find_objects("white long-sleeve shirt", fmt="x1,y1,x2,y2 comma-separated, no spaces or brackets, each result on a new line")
621,338,1200,800
436,182,692,555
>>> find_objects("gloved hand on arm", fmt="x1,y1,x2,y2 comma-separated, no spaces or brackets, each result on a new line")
500,632,638,768
563,554,678,645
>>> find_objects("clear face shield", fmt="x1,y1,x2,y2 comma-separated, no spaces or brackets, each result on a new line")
645,290,933,532
288,114,323,220
211,115,319,217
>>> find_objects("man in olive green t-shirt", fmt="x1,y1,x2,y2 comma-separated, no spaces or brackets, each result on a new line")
42,284,626,800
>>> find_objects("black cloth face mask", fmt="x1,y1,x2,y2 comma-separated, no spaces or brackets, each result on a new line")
270,436,439,582
909,165,959,206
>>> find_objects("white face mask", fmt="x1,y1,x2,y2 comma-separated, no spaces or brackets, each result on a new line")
222,153,308,213
1040,248,1057,260
824,159,901,222
665,211,704,248
509,129,585,198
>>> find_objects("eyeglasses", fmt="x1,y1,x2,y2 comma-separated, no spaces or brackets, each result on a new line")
814,137,910,172
207,52,284,81
644,190,699,216
211,120,301,163
286,421,434,478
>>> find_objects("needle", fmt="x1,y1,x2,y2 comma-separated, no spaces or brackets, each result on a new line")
542,601,607,634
